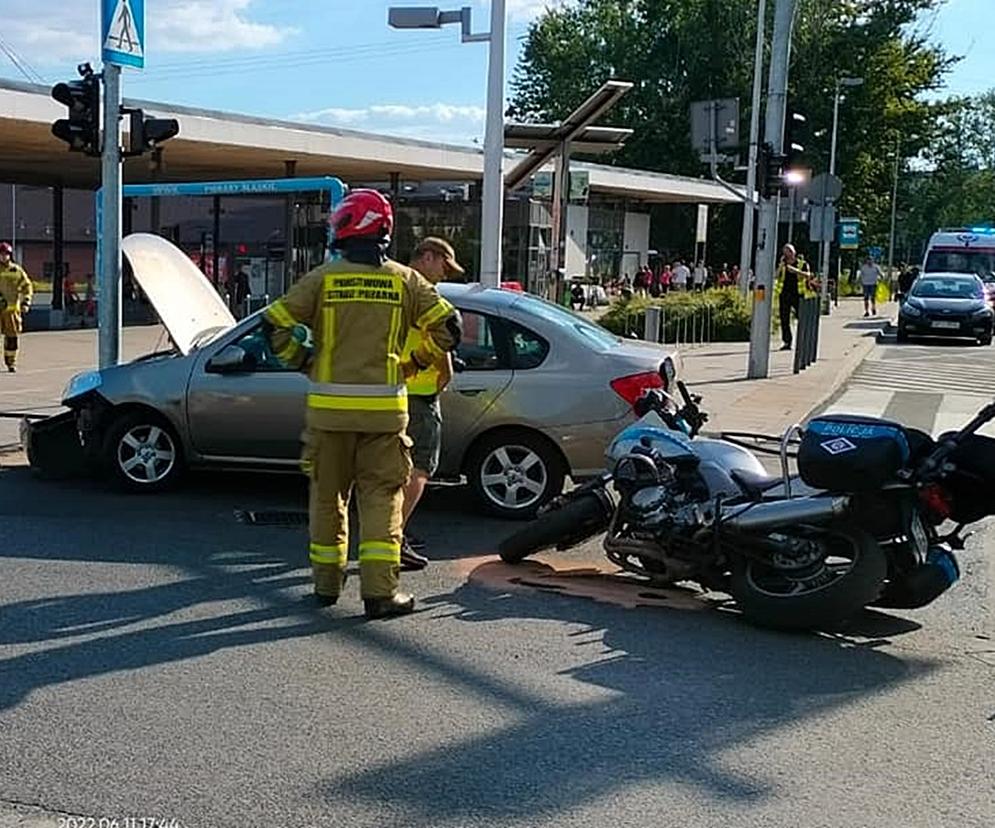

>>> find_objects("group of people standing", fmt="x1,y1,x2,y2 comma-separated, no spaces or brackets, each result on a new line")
626,261,742,298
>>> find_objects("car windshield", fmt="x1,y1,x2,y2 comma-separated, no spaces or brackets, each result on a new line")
912,277,983,300
511,293,620,349
925,249,995,280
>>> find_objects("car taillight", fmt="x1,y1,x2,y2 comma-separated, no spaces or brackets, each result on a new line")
610,371,664,406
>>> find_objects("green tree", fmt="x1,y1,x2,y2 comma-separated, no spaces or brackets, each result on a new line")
510,0,954,263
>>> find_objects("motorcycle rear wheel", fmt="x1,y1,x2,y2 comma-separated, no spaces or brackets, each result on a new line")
498,492,610,564
730,527,886,630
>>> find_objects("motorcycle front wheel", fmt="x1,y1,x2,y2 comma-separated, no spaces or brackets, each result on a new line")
730,527,886,630
498,491,611,564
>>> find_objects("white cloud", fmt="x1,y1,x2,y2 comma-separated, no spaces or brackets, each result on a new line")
292,102,487,145
0,0,294,66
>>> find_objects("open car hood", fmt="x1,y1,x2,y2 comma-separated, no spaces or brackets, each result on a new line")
122,233,237,355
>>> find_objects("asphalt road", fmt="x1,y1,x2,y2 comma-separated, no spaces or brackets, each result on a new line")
1,332,993,828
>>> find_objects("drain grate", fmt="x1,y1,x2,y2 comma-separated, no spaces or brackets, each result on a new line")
234,509,308,527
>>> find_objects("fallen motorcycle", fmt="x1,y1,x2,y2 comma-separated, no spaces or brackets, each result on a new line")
499,377,995,630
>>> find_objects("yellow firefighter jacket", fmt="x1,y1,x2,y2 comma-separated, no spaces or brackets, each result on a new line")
0,262,32,313
265,258,459,433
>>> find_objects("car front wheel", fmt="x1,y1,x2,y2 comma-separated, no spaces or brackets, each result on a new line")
467,430,566,520
104,412,184,493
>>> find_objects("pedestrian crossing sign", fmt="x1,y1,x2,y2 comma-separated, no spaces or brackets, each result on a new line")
102,0,145,69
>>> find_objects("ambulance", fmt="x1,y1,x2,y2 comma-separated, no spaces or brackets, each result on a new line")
923,228,995,306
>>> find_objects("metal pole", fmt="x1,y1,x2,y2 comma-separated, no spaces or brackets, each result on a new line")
820,83,841,313
479,0,506,288
9,184,15,250
739,0,767,296
787,186,795,244
548,140,569,301
748,0,798,379
283,159,296,294
52,186,64,312
99,63,122,369
888,133,900,287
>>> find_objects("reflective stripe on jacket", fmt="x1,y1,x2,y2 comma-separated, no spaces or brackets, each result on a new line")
775,256,817,299
265,259,458,433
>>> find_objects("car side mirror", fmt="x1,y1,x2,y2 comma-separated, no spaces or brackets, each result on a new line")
452,356,468,373
206,345,253,374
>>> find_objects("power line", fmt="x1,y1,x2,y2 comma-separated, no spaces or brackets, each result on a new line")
146,34,454,73
0,35,45,85
130,39,465,84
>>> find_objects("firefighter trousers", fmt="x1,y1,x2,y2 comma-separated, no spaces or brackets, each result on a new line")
1,308,21,369
304,428,413,599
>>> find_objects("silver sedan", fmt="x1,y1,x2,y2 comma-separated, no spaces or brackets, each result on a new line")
53,235,677,518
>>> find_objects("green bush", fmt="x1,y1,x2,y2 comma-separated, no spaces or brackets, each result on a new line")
598,288,752,342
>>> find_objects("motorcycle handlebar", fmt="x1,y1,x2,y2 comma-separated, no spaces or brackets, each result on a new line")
917,399,995,480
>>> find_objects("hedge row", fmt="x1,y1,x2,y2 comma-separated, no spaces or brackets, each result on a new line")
598,288,752,342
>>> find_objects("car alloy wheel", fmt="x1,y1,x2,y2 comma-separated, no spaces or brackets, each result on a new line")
479,444,549,512
117,424,177,485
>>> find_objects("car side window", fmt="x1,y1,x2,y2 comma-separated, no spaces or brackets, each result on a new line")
457,311,506,371
229,324,298,373
507,322,549,370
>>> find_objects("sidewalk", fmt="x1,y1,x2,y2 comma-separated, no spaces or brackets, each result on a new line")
0,326,166,450
677,297,891,436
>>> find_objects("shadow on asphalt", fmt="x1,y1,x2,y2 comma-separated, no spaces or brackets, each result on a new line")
319,576,935,823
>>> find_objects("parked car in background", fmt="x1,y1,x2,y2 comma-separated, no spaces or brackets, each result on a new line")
48,234,678,519
897,272,993,346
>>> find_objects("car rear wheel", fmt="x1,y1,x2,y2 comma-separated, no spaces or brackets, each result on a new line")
104,411,184,493
467,430,566,520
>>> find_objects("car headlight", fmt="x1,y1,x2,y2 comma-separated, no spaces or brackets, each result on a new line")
972,306,993,318
660,356,676,390
62,370,102,402
902,303,922,317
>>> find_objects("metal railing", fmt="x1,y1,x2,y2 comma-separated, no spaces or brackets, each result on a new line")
640,303,717,348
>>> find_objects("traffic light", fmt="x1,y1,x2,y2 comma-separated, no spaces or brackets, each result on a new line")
784,108,807,170
759,142,786,199
123,108,180,157
51,64,100,157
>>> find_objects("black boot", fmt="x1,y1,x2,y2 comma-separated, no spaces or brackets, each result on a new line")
313,591,339,607
400,539,429,572
364,592,416,619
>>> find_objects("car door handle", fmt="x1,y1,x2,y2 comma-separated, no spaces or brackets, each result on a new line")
457,388,487,396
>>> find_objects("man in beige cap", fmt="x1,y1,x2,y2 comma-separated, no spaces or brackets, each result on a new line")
401,237,465,569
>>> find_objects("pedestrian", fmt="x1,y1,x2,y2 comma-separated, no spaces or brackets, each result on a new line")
569,278,586,310
693,260,707,292
400,237,465,571
859,256,884,317
0,242,33,373
776,243,813,351
659,264,672,294
233,264,251,314
674,260,690,292
633,268,647,297
84,273,96,321
897,265,918,304
263,189,461,618
729,264,741,289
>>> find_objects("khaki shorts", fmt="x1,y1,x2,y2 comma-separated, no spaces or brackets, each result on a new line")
407,395,442,476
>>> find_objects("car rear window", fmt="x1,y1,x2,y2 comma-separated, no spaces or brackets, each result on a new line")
511,293,619,349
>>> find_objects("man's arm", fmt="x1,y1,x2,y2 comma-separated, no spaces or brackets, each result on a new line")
263,270,322,367
404,272,461,377
17,266,33,309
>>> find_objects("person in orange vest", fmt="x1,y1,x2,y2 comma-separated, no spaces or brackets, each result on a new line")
400,237,465,570
0,242,33,372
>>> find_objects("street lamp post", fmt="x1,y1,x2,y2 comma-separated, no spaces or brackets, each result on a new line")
388,3,506,288
818,76,863,309
888,132,901,286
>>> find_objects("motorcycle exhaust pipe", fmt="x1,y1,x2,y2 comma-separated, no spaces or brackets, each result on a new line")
722,495,850,531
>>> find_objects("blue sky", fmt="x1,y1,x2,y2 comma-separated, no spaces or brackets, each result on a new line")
0,0,988,146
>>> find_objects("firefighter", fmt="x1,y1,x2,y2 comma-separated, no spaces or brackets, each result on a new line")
775,243,814,351
400,237,465,571
0,242,33,373
263,190,461,618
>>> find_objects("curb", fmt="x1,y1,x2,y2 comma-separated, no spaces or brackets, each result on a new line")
801,329,880,422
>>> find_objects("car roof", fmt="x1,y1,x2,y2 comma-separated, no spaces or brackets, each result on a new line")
918,272,981,281
439,282,521,312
